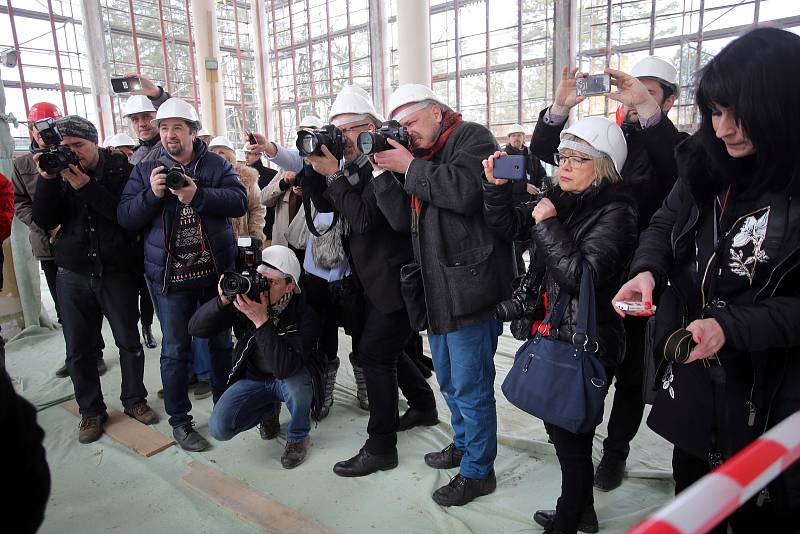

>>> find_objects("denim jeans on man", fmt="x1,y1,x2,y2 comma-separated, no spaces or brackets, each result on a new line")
208,368,313,443
427,319,502,479
150,284,233,427
58,268,147,416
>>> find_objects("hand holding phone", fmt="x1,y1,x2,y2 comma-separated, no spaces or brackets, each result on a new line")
614,300,656,316
492,154,527,181
576,74,611,97
111,76,142,93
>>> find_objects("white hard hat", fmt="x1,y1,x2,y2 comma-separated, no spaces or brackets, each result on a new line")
208,136,234,151
197,127,211,137
560,116,627,174
258,245,302,294
106,132,136,148
123,95,157,117
328,85,384,124
235,149,246,162
298,115,323,129
630,56,679,97
507,123,526,136
150,97,202,129
387,84,450,121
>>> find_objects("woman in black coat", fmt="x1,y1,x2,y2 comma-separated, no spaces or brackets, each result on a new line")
483,117,637,534
614,28,800,532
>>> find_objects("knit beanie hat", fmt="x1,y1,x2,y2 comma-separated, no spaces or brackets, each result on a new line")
56,115,99,145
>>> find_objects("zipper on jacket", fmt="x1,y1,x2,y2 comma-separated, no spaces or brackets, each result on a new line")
673,206,699,262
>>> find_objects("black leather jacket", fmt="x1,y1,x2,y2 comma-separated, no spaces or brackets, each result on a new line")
483,180,638,367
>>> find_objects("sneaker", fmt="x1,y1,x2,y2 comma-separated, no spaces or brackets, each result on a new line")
142,324,158,349
172,422,209,452
96,358,107,376
281,437,310,469
193,381,212,400
259,404,281,440
78,412,109,444
594,454,626,492
55,364,69,378
123,403,159,425
424,443,464,469
432,471,496,506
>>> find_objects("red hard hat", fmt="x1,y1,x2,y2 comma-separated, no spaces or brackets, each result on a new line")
28,102,64,124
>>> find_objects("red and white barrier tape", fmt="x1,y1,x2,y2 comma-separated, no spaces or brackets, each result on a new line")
629,410,800,534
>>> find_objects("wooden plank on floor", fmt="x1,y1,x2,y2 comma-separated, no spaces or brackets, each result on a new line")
182,460,332,534
61,400,175,457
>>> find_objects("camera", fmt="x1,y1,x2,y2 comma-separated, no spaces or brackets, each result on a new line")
296,124,344,160
356,120,411,155
33,118,81,175
219,237,267,301
494,266,545,322
165,166,188,189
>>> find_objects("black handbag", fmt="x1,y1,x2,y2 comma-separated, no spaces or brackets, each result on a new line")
501,265,609,434
400,262,428,332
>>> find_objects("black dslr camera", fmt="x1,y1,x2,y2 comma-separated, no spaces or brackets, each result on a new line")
357,120,411,155
296,124,344,160
494,266,545,322
165,166,189,189
219,237,267,300
34,118,80,175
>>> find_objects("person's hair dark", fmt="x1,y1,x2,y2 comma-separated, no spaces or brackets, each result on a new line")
695,27,800,194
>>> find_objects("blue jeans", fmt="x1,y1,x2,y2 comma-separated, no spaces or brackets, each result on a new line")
150,284,233,427
190,337,211,382
208,369,313,443
428,319,502,479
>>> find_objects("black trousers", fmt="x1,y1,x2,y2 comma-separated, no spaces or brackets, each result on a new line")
544,422,596,534
137,274,155,327
41,259,60,322
359,298,436,454
301,272,343,364
602,316,648,461
57,268,146,417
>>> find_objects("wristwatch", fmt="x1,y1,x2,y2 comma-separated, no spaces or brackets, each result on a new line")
327,169,346,182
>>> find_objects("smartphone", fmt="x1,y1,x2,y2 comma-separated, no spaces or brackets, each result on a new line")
615,301,657,316
111,76,142,93
493,155,527,181
576,74,611,97
246,130,257,146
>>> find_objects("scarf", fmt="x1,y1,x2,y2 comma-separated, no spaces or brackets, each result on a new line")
269,292,292,325
411,110,463,214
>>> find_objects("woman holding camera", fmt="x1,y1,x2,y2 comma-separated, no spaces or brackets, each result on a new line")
483,117,636,534
614,28,800,531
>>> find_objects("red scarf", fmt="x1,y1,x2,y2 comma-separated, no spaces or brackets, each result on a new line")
411,111,463,214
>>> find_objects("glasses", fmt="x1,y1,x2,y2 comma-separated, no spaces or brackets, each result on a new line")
339,122,372,135
553,153,593,168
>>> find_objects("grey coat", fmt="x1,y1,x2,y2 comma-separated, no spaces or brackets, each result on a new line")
373,121,514,334
130,87,171,166
12,152,52,260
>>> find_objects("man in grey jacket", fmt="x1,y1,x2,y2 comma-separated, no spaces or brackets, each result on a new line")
372,84,514,507
122,73,172,165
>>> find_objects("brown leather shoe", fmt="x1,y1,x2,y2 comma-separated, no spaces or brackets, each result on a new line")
78,412,109,444
124,403,159,425
281,437,310,469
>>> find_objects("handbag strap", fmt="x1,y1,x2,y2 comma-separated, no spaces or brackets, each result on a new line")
540,263,598,348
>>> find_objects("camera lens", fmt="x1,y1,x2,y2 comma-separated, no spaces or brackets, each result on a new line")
220,272,251,297
357,132,375,155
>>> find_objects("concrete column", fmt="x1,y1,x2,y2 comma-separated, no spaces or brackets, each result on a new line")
80,0,115,140
190,0,226,136
396,0,431,87
368,0,390,117
250,0,274,139
553,0,578,121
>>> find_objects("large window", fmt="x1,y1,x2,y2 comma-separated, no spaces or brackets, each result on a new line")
576,0,800,129
265,0,373,145
387,0,555,140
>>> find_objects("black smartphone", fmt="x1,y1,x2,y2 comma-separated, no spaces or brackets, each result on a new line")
493,155,527,181
246,131,257,146
575,73,611,96
111,76,142,93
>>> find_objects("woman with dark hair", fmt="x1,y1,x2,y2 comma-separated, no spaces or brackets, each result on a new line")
614,27,800,531
484,117,637,534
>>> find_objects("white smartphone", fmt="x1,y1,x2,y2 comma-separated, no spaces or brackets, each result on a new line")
614,301,656,316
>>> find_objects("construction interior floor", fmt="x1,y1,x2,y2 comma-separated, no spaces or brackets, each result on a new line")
6,280,675,534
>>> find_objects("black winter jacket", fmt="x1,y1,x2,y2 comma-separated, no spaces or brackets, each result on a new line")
483,180,638,367
530,107,688,234
630,134,800,473
33,147,140,276
188,293,326,420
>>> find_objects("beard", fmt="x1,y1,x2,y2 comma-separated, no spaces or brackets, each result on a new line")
166,143,187,157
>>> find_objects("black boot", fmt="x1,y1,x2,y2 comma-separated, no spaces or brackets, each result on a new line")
432,471,496,506
142,324,158,349
594,453,626,491
533,506,599,533
349,352,369,411
333,448,398,477
319,357,339,419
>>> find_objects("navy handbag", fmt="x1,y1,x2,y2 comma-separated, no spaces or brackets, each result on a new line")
501,265,609,434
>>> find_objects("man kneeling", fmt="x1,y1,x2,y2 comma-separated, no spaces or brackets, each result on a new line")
189,245,324,468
